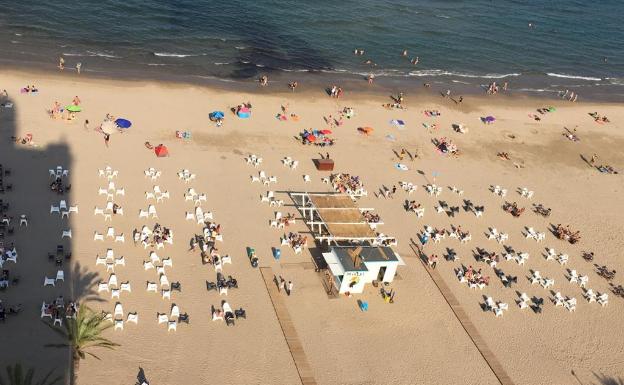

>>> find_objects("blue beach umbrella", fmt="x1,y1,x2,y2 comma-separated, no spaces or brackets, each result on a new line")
115,118,132,129
210,111,225,119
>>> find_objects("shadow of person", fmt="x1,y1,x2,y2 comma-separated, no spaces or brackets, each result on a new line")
136,366,149,385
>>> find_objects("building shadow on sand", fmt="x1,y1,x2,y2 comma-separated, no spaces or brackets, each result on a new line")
0,94,98,384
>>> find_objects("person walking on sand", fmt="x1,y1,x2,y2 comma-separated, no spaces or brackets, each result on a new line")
287,281,293,296
590,153,598,166
76,62,82,74
58,56,65,70
104,133,110,147
368,73,374,84
84,119,89,131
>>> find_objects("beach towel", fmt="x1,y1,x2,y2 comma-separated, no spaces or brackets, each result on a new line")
385,134,397,142
390,119,406,129
175,131,192,139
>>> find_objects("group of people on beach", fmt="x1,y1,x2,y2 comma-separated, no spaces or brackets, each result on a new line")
486,82,508,95
329,85,343,98
58,56,81,73
559,89,578,102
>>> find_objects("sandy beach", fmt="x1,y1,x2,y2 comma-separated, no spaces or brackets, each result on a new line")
0,69,623,385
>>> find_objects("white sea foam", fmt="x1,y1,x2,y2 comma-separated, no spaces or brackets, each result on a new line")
85,51,120,58
407,70,519,79
547,73,601,81
154,52,193,58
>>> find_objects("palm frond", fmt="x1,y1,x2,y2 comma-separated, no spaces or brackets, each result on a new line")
0,364,62,385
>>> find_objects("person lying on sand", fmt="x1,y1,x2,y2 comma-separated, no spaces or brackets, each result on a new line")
497,152,510,160
563,132,579,142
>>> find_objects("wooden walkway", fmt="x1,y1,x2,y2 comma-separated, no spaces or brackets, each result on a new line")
260,267,317,385
416,251,516,385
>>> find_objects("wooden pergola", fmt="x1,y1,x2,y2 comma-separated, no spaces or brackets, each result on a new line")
289,192,395,246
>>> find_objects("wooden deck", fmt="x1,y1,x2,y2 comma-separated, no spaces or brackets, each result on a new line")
260,267,318,385
416,250,516,385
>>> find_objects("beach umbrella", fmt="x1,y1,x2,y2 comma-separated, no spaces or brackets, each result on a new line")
154,144,169,157
65,105,82,112
210,111,224,119
320,129,332,135
485,116,496,122
237,108,250,118
100,120,117,135
115,118,132,128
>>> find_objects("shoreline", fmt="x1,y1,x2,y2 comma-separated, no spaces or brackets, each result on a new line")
2,59,623,105
2,65,623,110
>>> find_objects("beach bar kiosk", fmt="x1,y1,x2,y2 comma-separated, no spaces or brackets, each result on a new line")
322,246,405,294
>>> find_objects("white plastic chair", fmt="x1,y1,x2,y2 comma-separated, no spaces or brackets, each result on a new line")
108,274,118,288
62,229,72,239
167,320,177,331
146,282,158,292
127,313,138,324
158,313,168,324
106,227,115,238
115,234,125,243
50,205,60,215
120,282,131,293
44,277,55,287
98,282,109,292
94,232,104,241
114,303,123,318
171,305,180,318
162,289,171,300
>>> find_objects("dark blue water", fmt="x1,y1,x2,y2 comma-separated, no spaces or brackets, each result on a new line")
1,0,623,99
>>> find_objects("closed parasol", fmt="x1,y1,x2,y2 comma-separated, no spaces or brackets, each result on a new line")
320,129,332,134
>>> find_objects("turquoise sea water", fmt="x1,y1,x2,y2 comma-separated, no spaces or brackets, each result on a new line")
0,0,622,99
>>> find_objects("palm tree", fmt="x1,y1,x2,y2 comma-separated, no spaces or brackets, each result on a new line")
45,304,119,385
0,363,61,385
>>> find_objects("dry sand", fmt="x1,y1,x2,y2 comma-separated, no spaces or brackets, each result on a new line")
0,69,623,385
